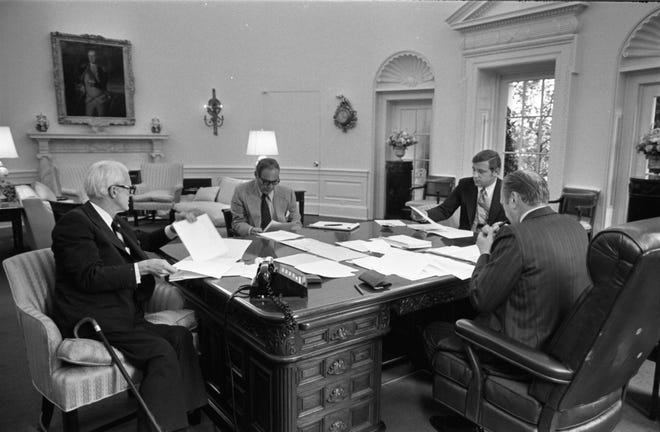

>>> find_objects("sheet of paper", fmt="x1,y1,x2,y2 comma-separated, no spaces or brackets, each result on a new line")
374,219,406,227
296,259,357,278
173,256,237,279
408,205,444,227
352,249,431,281
366,238,393,254
168,269,207,282
307,221,360,231
382,234,432,250
407,222,474,239
173,213,227,261
426,254,475,280
257,230,303,242
427,245,481,263
221,238,253,262
274,253,322,267
264,220,297,232
282,238,367,262
336,240,371,253
223,262,258,279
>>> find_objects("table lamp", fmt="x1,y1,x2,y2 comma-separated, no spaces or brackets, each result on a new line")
246,130,278,164
0,127,19,201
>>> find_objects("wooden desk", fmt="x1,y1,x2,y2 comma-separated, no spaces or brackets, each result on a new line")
162,223,472,432
0,201,24,251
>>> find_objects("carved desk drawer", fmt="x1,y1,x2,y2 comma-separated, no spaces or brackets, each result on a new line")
299,307,386,353
298,399,376,432
297,342,376,388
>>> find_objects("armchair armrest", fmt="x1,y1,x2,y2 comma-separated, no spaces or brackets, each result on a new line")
410,184,425,191
173,184,183,203
455,319,574,383
548,197,562,204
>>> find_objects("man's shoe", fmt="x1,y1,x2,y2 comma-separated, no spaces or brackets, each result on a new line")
429,415,478,432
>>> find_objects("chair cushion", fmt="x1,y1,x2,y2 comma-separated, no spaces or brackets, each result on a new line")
484,375,540,424
145,309,197,330
32,181,58,202
217,177,245,204
56,338,126,366
194,186,220,202
173,201,229,227
430,350,473,388
132,190,175,203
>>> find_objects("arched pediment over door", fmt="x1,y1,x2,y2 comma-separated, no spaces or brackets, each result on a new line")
372,51,436,219
608,7,660,226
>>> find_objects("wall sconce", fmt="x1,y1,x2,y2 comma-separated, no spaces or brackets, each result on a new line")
204,88,224,135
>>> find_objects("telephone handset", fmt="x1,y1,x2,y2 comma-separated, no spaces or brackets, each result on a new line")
250,257,308,331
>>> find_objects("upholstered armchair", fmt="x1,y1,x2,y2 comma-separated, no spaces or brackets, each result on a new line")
3,248,196,431
428,216,660,432
131,163,183,226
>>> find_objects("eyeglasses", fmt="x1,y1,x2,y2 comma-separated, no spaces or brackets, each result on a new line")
108,184,136,195
259,177,280,187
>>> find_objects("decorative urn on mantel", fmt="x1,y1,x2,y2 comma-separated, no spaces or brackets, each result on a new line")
387,130,417,160
636,128,660,177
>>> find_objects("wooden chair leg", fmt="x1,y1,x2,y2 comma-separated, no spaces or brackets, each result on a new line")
62,409,79,432
39,396,54,431
134,211,139,227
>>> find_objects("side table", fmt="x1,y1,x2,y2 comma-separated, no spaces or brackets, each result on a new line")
0,201,24,251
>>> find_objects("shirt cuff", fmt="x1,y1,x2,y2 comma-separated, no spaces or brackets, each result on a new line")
165,224,177,239
133,263,141,284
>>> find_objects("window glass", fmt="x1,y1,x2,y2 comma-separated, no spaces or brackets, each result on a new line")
504,78,554,180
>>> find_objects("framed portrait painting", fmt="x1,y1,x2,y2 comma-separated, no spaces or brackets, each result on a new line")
50,32,135,127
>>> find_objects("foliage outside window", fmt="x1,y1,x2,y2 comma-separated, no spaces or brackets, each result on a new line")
504,78,555,180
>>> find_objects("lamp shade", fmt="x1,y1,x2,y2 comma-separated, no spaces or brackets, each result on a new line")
0,127,18,159
246,130,278,157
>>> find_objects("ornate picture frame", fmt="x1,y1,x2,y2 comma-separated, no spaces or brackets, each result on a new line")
51,32,135,127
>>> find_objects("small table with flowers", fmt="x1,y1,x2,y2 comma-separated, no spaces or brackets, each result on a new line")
0,201,24,251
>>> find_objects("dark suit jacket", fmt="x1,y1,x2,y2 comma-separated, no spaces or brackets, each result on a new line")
426,177,507,230
51,202,170,337
470,206,591,349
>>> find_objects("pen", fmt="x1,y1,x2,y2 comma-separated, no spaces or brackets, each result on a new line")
324,223,343,227
354,283,365,296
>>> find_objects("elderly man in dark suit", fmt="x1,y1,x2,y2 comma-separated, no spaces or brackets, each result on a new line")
51,160,206,432
418,149,507,231
423,170,591,431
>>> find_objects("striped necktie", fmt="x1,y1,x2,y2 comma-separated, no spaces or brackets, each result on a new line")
473,188,489,231
260,194,272,229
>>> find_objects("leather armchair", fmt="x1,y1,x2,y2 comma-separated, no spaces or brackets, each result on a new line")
3,248,196,431
429,216,660,432
549,187,600,239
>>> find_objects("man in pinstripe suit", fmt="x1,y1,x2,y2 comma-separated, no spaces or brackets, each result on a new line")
424,170,590,431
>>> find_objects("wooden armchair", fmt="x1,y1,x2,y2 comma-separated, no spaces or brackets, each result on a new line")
549,187,600,238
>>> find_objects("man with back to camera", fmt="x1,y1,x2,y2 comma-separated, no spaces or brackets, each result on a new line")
51,160,206,432
230,157,302,236
422,170,591,431
415,149,507,231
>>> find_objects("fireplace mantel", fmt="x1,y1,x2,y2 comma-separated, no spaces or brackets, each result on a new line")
28,132,169,186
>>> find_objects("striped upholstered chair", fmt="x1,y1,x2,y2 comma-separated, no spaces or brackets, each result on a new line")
3,248,195,431
131,163,184,226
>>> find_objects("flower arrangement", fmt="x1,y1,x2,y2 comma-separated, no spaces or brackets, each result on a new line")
387,130,418,148
636,128,660,157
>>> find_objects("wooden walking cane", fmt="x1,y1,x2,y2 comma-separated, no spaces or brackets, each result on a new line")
74,317,163,432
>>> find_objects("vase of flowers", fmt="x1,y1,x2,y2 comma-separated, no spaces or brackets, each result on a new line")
387,130,418,160
636,127,660,176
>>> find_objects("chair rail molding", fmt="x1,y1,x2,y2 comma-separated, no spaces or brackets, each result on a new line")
28,133,169,186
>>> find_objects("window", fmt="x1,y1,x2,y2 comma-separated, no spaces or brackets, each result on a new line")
503,78,555,179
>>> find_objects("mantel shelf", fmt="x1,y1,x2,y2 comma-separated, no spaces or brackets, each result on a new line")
28,132,170,192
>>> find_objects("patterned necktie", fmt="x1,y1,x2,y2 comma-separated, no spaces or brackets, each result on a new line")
111,220,131,254
260,193,272,229
474,188,489,231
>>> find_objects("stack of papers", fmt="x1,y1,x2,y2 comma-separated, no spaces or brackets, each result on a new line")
427,245,481,263
170,214,253,280
336,238,392,254
257,230,303,242
282,237,367,261
275,253,357,278
407,223,474,239
308,221,360,231
382,234,432,250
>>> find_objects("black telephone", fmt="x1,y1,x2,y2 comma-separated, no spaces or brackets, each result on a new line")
249,257,309,332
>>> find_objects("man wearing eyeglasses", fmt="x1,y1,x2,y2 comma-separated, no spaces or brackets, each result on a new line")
51,160,206,432
230,157,302,236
